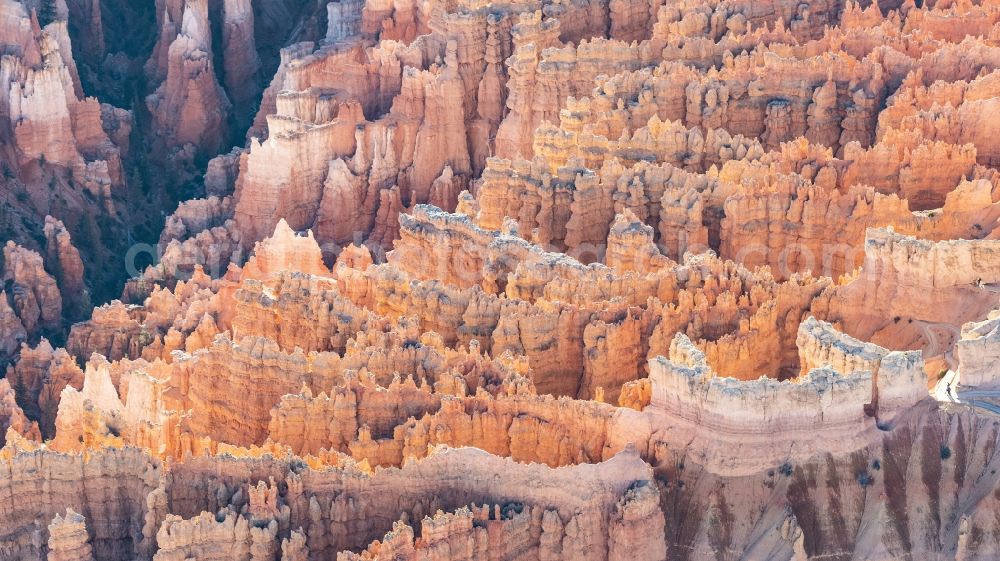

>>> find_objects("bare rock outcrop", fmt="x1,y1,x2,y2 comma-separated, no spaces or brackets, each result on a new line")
47,509,96,561
43,215,89,319
956,309,1000,389
3,241,63,337
65,300,145,361
4,339,83,438
815,228,1000,371
6,2,1000,561
648,317,926,474
1,1,130,193
0,378,39,445
0,444,159,561
145,0,232,160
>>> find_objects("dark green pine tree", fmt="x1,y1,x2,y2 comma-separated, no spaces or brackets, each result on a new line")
37,0,58,27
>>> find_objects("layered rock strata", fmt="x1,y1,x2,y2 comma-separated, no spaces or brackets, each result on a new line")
5,1,1000,560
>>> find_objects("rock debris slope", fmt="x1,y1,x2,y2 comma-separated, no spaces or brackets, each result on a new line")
3,1,1000,560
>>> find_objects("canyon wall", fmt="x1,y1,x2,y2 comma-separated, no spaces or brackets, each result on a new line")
4,1,1000,560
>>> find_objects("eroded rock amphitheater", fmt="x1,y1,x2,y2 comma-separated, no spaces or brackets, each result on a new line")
2,0,1000,559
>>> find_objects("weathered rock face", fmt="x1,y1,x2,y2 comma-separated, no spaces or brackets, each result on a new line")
0,1,129,178
145,0,232,160
171,333,347,447
148,0,1000,281
0,0,136,319
814,228,1000,372
880,68,1000,168
0,290,28,367
3,241,63,338
64,0,105,68
4,338,83,438
0,377,39,445
0,444,159,561
956,309,1000,389
8,1,1000,560
338,487,665,561
47,508,96,561
221,0,630,253
648,318,926,473
65,299,145,361
43,215,89,319
160,446,658,561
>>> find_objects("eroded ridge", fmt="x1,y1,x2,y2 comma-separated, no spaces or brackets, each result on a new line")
3,0,1000,560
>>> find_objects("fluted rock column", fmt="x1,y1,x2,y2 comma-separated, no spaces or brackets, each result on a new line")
47,509,95,561
0,294,28,364
408,42,472,203
43,216,89,320
3,241,63,336
222,0,259,126
146,0,232,159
